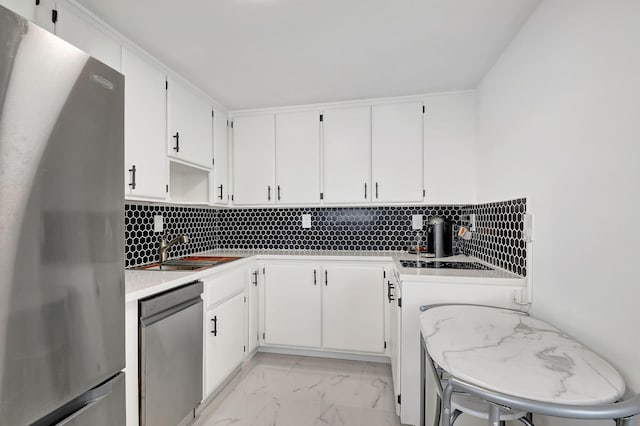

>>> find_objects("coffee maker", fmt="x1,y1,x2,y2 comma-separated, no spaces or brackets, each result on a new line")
426,216,453,258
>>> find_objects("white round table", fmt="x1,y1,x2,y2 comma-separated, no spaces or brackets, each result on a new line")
420,305,625,406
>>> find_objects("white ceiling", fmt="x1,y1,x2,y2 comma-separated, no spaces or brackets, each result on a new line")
74,0,540,110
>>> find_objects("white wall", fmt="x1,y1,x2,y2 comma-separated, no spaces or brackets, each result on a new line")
477,0,640,422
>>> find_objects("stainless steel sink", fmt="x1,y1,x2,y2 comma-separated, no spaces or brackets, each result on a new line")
132,256,240,271
138,264,212,271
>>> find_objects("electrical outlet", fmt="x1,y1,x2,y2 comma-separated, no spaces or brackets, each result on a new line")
523,213,533,242
511,288,524,304
468,214,476,231
153,215,164,233
302,214,312,228
411,214,423,230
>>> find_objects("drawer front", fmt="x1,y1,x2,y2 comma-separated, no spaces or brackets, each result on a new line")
204,266,246,309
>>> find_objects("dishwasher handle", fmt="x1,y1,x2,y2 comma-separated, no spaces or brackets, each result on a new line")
140,280,203,320
140,297,202,327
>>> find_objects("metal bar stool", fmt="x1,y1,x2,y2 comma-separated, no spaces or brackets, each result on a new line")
441,376,640,426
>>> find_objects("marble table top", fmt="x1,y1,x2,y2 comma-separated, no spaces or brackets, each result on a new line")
420,305,625,405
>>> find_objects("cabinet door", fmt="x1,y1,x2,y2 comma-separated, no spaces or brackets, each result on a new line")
372,101,424,203
122,47,167,200
263,263,321,348
423,92,476,204
167,76,213,168
389,278,402,414
247,267,259,354
33,0,55,33
322,265,385,353
2,0,35,21
322,106,372,204
212,107,229,205
204,293,246,397
54,2,121,71
275,111,321,204
232,114,275,205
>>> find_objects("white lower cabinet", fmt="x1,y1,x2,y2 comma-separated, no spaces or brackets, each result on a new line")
261,261,386,354
202,266,248,399
262,262,322,348
247,264,260,354
204,293,245,396
387,273,402,416
322,265,385,353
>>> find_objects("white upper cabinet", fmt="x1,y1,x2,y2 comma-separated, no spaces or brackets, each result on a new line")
33,0,55,33
322,106,372,204
232,114,276,205
275,111,321,204
54,2,121,71
1,0,35,21
212,107,230,205
423,92,476,204
372,101,424,203
122,46,167,200
167,76,213,169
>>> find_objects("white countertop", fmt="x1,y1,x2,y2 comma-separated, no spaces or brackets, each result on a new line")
125,250,524,303
420,305,625,405
393,254,524,285
125,255,256,302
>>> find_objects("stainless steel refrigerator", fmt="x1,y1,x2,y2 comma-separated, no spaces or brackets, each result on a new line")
0,5,125,425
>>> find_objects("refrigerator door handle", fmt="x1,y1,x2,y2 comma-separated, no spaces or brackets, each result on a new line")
33,373,124,426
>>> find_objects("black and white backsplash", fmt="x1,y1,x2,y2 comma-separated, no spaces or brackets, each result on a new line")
215,206,463,251
125,203,216,267
461,198,527,276
125,198,527,276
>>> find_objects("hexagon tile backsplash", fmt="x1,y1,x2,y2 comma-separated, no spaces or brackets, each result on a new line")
461,198,527,276
215,206,464,252
124,198,527,276
124,204,216,268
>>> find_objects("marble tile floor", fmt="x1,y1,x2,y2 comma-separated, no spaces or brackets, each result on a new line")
192,353,403,426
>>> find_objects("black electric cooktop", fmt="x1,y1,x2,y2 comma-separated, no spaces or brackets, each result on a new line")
399,260,494,270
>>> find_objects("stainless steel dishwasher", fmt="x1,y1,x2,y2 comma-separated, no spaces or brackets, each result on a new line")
139,281,203,426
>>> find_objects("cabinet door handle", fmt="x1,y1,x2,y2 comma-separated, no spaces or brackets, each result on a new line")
172,132,180,152
375,182,379,199
313,269,317,285
128,165,136,190
218,184,224,200
325,270,328,286
267,185,271,201
211,316,218,336
364,182,367,199
387,280,395,303
252,270,258,286
277,185,281,201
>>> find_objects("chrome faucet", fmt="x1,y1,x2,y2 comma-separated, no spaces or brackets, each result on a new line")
159,234,189,263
